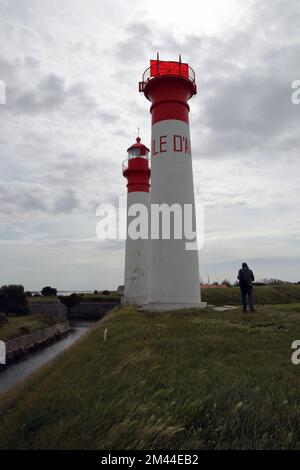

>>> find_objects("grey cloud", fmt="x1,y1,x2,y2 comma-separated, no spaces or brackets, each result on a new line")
112,21,202,71
0,182,82,218
53,189,80,213
196,73,300,157
24,56,40,69
15,74,67,113
13,73,94,114
0,56,108,117
0,182,49,215
8,70,119,121
196,1,300,158
113,22,153,63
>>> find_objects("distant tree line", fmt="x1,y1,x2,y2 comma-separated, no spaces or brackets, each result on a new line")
201,279,300,288
256,278,295,286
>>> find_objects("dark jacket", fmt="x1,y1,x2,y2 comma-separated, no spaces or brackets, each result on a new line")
238,267,255,287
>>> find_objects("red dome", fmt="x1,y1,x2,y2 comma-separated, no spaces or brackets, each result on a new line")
127,137,150,156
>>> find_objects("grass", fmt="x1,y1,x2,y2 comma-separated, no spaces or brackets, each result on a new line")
201,285,300,306
0,304,299,450
29,296,59,302
0,315,61,341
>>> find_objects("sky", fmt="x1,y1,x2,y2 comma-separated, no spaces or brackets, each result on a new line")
0,0,300,290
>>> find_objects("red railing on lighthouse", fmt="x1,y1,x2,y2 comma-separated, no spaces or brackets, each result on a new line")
139,56,196,93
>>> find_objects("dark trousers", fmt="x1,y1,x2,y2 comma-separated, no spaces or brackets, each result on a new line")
240,286,254,309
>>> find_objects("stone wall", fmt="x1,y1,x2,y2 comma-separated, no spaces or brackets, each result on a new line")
70,302,118,319
28,299,119,320
28,299,67,317
5,319,70,363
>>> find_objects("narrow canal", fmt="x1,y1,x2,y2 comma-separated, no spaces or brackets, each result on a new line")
0,320,97,394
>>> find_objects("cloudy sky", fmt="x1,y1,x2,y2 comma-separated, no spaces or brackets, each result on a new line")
0,0,300,290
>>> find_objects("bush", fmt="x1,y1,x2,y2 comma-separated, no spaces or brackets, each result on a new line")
0,285,29,316
41,286,57,297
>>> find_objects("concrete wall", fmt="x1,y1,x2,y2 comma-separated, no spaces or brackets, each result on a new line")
5,319,70,363
28,299,67,317
70,302,118,319
28,299,119,320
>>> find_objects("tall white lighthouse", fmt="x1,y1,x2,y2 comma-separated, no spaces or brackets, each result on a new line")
122,137,151,306
139,56,206,311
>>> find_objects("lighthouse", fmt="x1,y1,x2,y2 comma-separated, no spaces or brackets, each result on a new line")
122,136,151,306
139,56,206,311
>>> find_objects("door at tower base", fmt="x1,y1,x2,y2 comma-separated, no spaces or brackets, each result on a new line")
122,192,150,306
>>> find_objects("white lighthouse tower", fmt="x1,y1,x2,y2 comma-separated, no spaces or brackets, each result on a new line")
122,136,151,306
139,56,206,311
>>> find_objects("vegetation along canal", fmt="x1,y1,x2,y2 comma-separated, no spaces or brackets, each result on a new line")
0,320,98,394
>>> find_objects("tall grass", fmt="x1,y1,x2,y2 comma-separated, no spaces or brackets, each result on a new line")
0,304,299,450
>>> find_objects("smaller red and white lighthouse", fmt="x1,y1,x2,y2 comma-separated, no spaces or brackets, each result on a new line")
122,136,151,305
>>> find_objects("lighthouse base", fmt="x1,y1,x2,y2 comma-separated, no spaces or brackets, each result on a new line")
122,296,148,307
143,302,207,312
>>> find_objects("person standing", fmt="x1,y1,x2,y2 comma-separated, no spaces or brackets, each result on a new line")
237,263,255,312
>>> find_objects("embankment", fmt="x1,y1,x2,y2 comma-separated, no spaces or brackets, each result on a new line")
3,319,70,363
0,304,299,449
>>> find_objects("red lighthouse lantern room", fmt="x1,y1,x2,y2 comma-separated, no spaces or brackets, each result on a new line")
122,137,151,193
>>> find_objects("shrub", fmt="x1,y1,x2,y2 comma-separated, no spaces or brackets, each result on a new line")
41,286,57,297
0,285,29,316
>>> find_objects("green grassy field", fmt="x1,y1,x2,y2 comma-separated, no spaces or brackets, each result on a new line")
0,304,299,450
0,315,61,341
201,285,300,306
29,297,59,301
